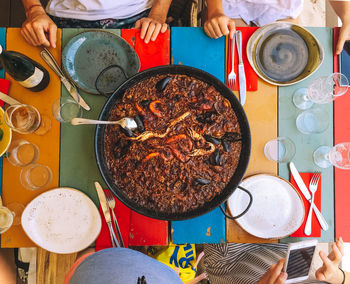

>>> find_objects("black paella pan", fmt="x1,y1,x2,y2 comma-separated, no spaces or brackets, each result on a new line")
95,65,251,221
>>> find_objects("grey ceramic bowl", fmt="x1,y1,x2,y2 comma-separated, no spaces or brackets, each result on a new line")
246,22,324,86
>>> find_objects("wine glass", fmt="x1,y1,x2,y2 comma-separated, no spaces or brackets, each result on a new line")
313,142,350,169
293,73,349,110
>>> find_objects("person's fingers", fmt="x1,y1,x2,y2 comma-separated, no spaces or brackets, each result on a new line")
275,272,288,284
21,28,37,46
332,243,343,264
48,23,57,48
144,22,156,43
336,26,350,55
211,21,224,38
140,20,150,39
228,20,236,39
336,237,345,256
134,19,141,29
315,268,327,281
218,20,230,36
26,25,41,46
205,22,217,38
319,251,333,270
160,23,168,33
151,23,162,41
35,26,50,47
203,24,212,38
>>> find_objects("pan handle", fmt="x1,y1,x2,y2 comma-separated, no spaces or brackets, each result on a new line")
219,185,253,220
95,64,128,97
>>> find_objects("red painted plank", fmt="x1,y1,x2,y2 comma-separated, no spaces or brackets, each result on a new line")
120,28,169,246
334,27,350,241
0,78,11,107
226,27,258,92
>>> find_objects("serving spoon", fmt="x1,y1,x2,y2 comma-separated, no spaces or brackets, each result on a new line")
71,117,138,131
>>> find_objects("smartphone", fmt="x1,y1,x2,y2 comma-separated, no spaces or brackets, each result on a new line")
283,240,318,283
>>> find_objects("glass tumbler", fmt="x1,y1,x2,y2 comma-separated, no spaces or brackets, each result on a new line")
264,137,296,163
0,205,14,234
6,139,39,167
296,107,329,134
20,163,53,190
4,104,41,134
52,97,82,123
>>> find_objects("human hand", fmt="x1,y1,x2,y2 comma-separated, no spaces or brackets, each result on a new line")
21,6,57,48
204,12,235,39
257,259,288,284
315,237,345,284
134,15,168,44
336,20,350,55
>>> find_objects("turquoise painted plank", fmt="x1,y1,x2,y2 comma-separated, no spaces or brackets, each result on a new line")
0,27,6,197
171,27,226,244
279,28,334,243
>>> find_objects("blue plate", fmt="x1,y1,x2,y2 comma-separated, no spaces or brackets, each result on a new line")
62,30,140,95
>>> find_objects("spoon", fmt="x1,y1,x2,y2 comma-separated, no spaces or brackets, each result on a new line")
71,117,138,131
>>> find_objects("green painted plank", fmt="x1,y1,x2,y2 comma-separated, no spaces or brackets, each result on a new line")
279,28,334,242
59,29,121,205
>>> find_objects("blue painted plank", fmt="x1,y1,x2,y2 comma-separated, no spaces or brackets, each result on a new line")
279,28,334,243
340,44,350,81
0,28,6,197
171,27,226,244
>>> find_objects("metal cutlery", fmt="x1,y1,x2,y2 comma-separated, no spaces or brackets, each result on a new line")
71,117,138,131
289,162,329,231
235,30,246,106
94,181,120,247
304,172,321,236
228,32,237,89
0,91,21,105
105,190,124,247
40,48,91,111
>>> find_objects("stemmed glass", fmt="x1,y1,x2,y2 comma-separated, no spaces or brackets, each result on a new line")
293,73,349,110
313,142,350,169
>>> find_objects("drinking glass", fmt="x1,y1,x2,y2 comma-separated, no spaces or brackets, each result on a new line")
6,139,40,167
20,163,53,190
6,203,24,226
52,97,82,123
0,205,14,234
296,107,329,134
313,142,350,169
4,104,41,134
264,137,296,163
293,73,349,110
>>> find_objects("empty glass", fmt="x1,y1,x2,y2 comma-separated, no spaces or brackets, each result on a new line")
313,142,350,169
6,203,24,226
264,137,296,163
293,73,349,110
0,205,14,234
6,139,39,167
52,97,82,123
20,163,53,190
4,104,41,134
296,107,329,134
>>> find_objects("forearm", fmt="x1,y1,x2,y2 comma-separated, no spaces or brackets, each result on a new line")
149,0,173,22
207,0,225,18
344,270,350,284
329,1,350,25
21,0,46,18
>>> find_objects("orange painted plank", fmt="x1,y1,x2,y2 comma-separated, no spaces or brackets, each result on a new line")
1,28,61,247
226,77,278,243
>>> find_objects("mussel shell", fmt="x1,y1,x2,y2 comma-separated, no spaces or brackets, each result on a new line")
113,139,131,159
209,149,224,166
156,76,172,92
134,115,145,132
196,110,217,125
203,134,221,145
222,140,230,152
140,100,151,109
120,127,136,137
193,178,211,186
222,132,241,142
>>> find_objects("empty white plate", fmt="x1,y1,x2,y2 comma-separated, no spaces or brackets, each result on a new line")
22,187,101,254
228,174,304,239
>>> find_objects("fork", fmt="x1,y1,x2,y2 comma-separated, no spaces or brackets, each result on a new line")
105,191,125,247
228,32,237,89
304,172,321,236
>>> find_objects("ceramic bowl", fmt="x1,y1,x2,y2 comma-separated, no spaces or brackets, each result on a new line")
247,22,324,86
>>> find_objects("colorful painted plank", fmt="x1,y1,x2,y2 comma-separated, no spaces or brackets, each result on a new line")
171,27,226,244
1,28,61,247
0,28,6,198
122,29,169,246
279,28,334,243
334,28,350,241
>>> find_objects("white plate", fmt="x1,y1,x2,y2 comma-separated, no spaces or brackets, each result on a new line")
22,188,101,254
228,174,304,239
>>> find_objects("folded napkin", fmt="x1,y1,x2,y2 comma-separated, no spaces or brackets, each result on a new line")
226,27,258,92
290,173,321,237
95,190,131,250
0,78,11,107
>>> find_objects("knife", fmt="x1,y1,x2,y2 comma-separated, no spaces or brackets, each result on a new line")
94,181,120,247
235,30,246,106
40,48,90,111
289,162,329,231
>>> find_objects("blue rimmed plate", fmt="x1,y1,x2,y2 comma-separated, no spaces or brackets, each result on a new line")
62,30,140,95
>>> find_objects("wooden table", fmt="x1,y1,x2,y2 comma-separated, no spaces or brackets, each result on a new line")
0,27,349,248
